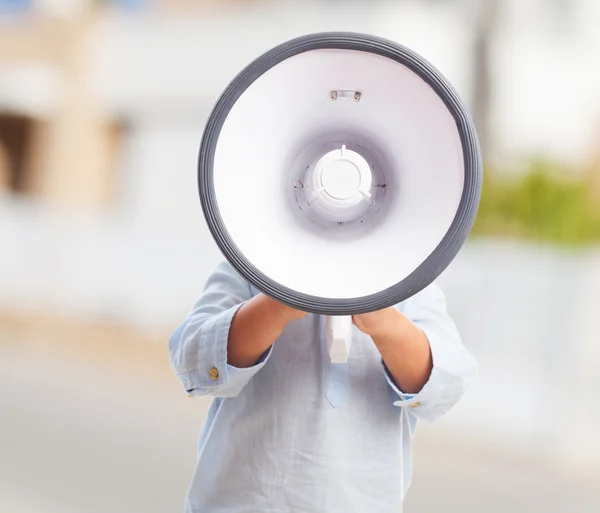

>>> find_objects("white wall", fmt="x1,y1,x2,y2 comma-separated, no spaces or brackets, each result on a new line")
0,193,222,331
436,240,600,474
90,0,600,166
1,195,599,471
495,0,600,164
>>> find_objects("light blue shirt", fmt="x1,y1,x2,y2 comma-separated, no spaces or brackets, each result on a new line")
169,262,478,513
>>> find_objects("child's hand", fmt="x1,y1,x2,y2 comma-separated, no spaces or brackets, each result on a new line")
274,300,308,323
227,295,307,368
354,307,432,394
352,307,402,339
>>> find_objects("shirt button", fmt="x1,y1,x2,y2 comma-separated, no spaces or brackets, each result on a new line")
209,367,220,380
409,401,420,408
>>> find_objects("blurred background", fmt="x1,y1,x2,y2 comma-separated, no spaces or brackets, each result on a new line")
1,0,599,512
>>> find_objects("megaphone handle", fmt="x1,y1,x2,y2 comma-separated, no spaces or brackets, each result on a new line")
326,315,353,364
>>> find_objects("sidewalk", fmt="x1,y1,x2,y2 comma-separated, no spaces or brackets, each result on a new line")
1,314,598,513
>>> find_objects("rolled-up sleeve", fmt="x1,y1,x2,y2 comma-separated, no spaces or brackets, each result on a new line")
169,262,273,399
384,283,478,423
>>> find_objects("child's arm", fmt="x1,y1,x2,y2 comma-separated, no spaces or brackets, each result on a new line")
353,308,432,394
355,283,478,423
227,294,305,368
169,262,302,398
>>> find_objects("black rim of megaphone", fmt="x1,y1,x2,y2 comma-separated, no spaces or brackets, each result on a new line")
198,32,482,316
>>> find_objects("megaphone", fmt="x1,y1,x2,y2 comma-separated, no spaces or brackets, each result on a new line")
198,32,482,363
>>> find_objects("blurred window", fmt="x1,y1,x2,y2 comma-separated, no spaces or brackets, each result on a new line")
102,117,130,207
0,113,34,195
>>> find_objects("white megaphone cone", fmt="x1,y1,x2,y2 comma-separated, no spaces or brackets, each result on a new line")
198,32,482,364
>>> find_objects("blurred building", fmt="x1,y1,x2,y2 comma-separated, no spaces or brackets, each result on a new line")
1,0,600,211
1,0,599,207
0,0,599,332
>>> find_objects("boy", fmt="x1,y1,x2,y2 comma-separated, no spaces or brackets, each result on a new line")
169,261,478,513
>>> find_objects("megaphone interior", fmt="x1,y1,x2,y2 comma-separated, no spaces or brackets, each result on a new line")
198,33,481,359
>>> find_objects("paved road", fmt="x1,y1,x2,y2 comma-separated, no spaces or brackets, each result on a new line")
1,331,598,513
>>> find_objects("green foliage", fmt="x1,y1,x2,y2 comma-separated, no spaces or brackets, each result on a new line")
471,160,600,246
